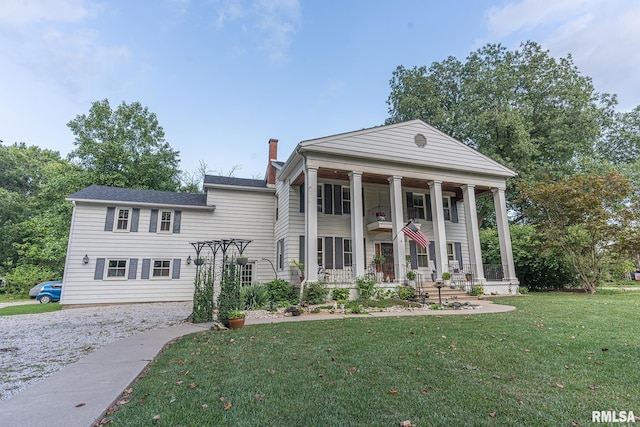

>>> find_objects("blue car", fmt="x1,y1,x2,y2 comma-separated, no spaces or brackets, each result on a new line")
36,283,63,304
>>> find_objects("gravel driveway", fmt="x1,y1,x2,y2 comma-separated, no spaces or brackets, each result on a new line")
0,301,192,401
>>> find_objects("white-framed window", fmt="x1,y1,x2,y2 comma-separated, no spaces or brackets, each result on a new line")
442,197,451,221
116,208,131,231
409,194,425,219
416,246,430,268
447,243,456,262
240,264,253,286
152,259,171,277
107,259,127,278
317,185,323,212
343,238,353,267
342,187,351,214
317,237,324,268
159,210,172,232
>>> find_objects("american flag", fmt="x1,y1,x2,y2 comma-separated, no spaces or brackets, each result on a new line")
402,221,429,248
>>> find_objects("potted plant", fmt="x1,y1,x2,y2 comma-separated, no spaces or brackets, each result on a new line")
194,257,205,266
236,255,248,266
442,272,452,287
406,270,417,287
228,309,246,329
375,211,386,221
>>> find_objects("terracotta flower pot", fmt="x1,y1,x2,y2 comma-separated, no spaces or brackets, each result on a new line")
228,317,245,329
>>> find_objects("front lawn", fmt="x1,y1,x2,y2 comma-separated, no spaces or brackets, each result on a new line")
0,302,61,316
103,293,640,426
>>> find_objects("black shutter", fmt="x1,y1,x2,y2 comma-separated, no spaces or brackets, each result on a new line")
172,259,181,279
149,209,158,232
128,258,138,279
94,258,105,280
173,210,182,233
104,207,115,231
324,237,333,269
426,194,433,221
409,241,418,269
406,192,413,219
299,235,305,266
334,237,344,269
428,241,436,265
362,187,365,216
141,259,151,279
130,208,140,232
454,242,463,269
451,197,458,223
333,185,342,215
299,184,305,213
324,183,333,214
363,238,367,266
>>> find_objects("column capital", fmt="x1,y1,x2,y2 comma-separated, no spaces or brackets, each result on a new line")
387,175,402,183
428,180,442,188
348,171,363,178
461,184,476,191
491,187,506,194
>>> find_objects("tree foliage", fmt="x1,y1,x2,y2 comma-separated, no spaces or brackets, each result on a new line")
387,41,614,183
67,99,181,191
519,172,639,293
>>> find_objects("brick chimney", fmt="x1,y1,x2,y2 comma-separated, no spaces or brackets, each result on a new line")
267,138,278,185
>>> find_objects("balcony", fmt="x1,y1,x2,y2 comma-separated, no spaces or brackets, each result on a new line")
366,205,392,231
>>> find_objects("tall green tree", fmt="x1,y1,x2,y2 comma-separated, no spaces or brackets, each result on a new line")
387,41,615,183
519,172,639,293
67,99,181,191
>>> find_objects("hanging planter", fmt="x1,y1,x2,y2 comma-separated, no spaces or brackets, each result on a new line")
236,256,248,266
194,257,205,266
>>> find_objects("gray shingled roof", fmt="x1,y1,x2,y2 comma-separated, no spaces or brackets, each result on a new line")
204,175,267,188
68,185,208,207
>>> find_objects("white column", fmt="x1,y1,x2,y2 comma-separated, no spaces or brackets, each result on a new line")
429,180,448,279
462,184,485,282
492,187,518,283
349,171,365,278
305,166,318,282
389,176,406,280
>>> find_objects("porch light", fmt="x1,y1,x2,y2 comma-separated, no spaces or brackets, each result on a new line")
83,254,89,264
187,255,192,265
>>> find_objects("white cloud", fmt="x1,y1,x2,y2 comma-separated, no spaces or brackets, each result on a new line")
484,0,640,110
210,0,300,63
0,0,96,26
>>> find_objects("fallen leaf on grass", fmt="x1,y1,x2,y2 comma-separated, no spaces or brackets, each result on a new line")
267,369,276,375
223,400,232,410
571,420,579,426
589,384,597,390
255,394,265,401
176,381,184,385
153,415,160,421
492,375,501,379
189,383,198,389
389,389,398,395
489,411,496,418
556,383,564,388
508,375,516,381
202,404,208,409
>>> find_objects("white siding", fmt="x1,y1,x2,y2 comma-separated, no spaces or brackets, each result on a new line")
62,203,214,305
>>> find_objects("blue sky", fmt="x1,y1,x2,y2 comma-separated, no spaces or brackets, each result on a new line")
1,0,639,180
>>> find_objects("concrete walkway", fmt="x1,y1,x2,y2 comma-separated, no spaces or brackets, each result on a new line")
0,300,514,427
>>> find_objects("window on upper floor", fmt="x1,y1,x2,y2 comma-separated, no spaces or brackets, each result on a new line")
116,208,131,231
442,197,451,221
342,187,351,214
159,210,172,232
408,194,426,220
317,185,323,212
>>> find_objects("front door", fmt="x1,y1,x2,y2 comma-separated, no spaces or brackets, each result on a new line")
377,243,395,281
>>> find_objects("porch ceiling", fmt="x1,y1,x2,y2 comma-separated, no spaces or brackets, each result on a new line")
292,168,492,198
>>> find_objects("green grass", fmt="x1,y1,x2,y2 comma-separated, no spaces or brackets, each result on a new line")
0,302,61,316
0,294,29,303
104,293,640,426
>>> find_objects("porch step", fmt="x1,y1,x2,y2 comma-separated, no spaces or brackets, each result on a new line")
416,282,480,302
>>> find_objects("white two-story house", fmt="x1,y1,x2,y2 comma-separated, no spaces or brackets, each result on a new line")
61,119,518,306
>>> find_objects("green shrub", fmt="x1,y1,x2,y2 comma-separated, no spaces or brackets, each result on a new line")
264,279,297,304
303,281,329,304
356,276,376,300
331,287,350,301
5,265,59,296
192,261,214,323
241,283,269,310
396,285,415,300
518,286,529,294
374,287,394,300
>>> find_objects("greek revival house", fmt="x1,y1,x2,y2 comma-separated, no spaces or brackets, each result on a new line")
61,120,518,305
